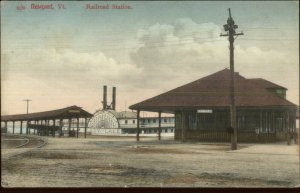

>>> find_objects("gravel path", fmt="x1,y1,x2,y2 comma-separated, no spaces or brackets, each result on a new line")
1,135,299,187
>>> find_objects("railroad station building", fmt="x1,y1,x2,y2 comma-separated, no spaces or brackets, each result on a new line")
130,69,298,143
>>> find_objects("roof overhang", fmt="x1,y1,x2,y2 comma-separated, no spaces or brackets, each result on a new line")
1,105,93,122
130,105,298,113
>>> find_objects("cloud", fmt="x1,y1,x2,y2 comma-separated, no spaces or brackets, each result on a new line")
2,48,142,90
129,18,298,103
1,48,145,114
130,18,229,88
2,17,298,114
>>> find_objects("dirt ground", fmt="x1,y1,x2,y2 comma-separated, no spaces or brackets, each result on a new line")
1,134,299,187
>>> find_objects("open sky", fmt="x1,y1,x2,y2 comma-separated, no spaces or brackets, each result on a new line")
1,1,299,115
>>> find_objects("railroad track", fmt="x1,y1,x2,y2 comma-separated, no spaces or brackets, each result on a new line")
1,134,47,149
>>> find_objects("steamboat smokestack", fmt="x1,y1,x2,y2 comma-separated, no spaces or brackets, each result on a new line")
103,85,107,110
112,87,116,110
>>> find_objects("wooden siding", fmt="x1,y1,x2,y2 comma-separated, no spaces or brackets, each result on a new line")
175,129,295,143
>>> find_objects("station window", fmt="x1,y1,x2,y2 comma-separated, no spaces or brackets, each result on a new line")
153,119,156,123
125,120,128,124
133,120,135,124
148,119,151,123
164,119,167,123
165,129,167,132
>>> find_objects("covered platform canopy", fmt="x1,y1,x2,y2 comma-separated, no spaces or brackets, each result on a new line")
1,105,93,138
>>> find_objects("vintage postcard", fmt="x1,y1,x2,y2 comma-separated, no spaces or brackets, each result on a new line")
1,0,299,188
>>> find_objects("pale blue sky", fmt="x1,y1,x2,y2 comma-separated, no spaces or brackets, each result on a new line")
2,1,298,51
1,1,299,114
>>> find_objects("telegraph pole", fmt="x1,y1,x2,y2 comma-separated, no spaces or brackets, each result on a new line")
220,8,243,150
23,99,32,114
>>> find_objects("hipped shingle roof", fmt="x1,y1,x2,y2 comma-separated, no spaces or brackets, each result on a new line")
130,69,296,112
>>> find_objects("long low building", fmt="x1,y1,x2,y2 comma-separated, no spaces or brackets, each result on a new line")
129,69,298,143
1,106,93,137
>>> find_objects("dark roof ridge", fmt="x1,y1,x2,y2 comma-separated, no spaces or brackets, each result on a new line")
129,69,297,110
242,78,296,106
1,105,92,122
2,105,80,117
248,78,287,90
129,69,242,109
